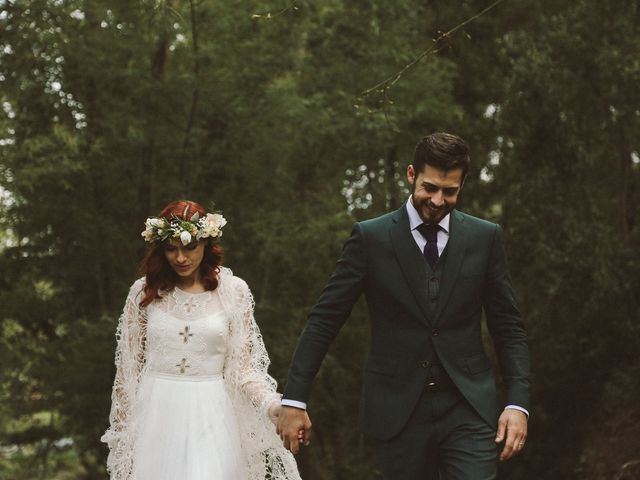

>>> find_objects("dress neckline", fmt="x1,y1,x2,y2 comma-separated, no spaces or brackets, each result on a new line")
174,285,210,296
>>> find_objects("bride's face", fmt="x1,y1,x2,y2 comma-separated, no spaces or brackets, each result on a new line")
163,239,206,280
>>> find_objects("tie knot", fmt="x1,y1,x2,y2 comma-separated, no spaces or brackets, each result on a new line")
417,223,440,240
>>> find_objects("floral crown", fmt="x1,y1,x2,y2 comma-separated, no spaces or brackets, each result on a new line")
141,210,227,246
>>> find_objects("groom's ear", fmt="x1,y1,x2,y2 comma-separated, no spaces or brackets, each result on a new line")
406,164,416,186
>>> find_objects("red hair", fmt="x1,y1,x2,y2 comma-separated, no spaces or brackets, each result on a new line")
139,200,224,307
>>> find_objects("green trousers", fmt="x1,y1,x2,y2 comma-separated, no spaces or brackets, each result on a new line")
376,388,498,480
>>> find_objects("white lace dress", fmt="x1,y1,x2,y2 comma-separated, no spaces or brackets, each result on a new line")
101,267,301,480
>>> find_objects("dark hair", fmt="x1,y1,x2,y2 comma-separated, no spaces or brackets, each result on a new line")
413,132,470,178
138,200,223,307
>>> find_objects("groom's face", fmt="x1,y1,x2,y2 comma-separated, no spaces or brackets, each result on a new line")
407,164,464,224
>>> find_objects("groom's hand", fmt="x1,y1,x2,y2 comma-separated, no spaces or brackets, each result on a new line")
277,406,312,454
495,409,528,461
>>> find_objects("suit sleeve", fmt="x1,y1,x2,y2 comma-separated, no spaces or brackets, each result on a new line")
283,223,367,403
484,225,531,411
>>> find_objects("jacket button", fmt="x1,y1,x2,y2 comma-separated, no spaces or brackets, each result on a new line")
432,329,439,337
421,360,431,368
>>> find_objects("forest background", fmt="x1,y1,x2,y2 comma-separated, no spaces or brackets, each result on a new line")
1,0,639,479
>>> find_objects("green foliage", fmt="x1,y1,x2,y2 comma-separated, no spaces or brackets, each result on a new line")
1,0,638,478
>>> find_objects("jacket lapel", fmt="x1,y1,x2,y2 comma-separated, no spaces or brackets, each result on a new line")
389,206,432,326
433,209,468,323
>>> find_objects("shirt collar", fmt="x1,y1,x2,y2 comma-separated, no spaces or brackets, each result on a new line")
406,196,450,233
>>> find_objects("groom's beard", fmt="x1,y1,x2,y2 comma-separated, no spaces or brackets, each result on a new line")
411,193,454,225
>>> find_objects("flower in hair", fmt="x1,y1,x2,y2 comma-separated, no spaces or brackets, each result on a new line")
141,211,227,245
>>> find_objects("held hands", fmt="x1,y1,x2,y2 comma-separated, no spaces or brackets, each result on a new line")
268,403,307,450
276,405,312,454
495,409,528,461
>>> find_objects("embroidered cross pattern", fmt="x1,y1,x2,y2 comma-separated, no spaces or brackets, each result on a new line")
182,297,199,314
179,325,193,343
176,358,191,374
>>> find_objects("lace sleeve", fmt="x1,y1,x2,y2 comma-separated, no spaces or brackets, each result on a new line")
101,278,147,480
225,278,281,419
216,268,302,479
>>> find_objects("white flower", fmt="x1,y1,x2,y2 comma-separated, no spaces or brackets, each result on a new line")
211,213,227,229
145,217,161,229
180,230,192,245
201,225,215,238
202,213,226,238
141,228,154,241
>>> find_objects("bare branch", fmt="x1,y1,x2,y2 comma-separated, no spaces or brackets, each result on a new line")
251,1,299,20
359,0,507,99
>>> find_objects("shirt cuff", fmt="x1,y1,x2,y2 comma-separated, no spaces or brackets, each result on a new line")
281,399,307,410
504,405,529,417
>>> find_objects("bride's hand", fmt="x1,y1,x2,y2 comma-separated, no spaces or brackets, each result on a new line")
268,401,281,426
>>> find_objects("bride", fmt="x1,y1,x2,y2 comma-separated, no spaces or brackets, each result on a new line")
101,200,302,479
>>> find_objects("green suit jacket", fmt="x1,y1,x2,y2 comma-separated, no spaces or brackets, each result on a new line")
283,206,530,440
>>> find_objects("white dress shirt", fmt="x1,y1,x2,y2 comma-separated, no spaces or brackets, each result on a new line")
406,196,451,255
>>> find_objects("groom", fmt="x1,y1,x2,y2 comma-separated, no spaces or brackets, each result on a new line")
278,132,529,479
